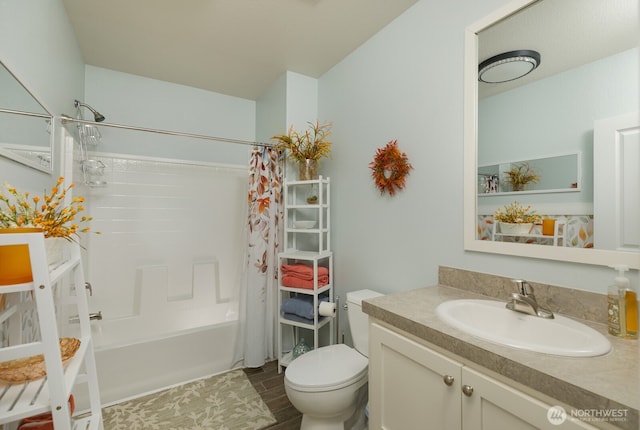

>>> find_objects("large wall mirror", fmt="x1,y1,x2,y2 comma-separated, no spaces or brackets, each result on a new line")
0,62,53,173
464,0,640,269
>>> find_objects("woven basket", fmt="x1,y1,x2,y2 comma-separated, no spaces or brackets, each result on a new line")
0,338,80,383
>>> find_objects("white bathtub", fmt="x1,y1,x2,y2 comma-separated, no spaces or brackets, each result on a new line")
68,154,248,409
70,301,239,409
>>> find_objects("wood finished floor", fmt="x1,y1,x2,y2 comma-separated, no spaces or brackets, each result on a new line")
244,361,302,430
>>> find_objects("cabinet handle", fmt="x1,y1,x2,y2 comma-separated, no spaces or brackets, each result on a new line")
443,375,455,386
462,385,474,396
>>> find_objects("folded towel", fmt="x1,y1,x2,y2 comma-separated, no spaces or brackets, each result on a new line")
18,396,75,430
281,295,329,320
281,275,329,290
281,263,329,281
282,312,326,324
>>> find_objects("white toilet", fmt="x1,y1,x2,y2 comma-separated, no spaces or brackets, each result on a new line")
284,289,383,430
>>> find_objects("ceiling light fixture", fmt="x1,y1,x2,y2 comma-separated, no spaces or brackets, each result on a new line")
478,50,541,83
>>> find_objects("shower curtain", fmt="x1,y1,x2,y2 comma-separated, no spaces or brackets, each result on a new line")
235,146,283,368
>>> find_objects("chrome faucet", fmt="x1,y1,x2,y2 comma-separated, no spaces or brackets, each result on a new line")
69,311,103,324
506,279,554,319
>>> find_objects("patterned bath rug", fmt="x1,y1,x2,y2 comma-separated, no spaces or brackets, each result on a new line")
102,369,276,430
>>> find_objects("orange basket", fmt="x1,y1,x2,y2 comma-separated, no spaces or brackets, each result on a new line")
0,228,43,286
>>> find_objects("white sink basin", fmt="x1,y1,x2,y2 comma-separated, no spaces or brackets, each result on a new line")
435,299,611,357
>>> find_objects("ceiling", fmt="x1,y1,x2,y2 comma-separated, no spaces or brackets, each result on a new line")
60,0,639,102
62,0,418,101
478,0,639,98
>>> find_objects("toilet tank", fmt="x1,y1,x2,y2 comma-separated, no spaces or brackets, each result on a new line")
346,289,383,357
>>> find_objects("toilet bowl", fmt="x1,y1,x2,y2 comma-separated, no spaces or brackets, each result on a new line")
284,289,383,430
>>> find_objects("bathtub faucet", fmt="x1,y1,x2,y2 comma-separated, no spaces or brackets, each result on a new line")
69,311,103,323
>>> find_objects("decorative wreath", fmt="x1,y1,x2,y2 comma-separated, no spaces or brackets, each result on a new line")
369,139,413,196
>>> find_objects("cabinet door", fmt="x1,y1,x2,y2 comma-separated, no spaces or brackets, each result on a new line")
369,322,462,430
462,367,598,430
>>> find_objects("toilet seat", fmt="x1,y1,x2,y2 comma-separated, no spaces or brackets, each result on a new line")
285,344,368,393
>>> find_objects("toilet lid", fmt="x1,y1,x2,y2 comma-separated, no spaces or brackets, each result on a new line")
285,344,368,392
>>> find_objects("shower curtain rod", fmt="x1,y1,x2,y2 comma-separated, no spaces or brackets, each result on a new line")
1,108,51,119
59,114,274,148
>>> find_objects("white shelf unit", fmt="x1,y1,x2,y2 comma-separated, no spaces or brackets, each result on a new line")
282,176,330,254
277,177,334,371
0,232,102,430
491,220,567,246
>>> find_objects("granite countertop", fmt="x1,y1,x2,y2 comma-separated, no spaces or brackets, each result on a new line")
363,285,639,430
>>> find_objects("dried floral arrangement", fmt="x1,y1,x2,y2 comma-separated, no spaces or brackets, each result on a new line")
504,162,539,191
494,201,541,224
0,177,96,241
272,120,333,162
369,140,413,196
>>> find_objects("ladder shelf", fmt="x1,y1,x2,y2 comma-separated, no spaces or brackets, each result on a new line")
0,232,103,429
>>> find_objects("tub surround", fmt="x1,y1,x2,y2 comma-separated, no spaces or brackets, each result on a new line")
363,266,638,430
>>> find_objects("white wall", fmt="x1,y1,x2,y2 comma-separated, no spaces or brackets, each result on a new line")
256,70,320,178
84,66,255,165
317,0,638,300
256,73,286,143
0,0,84,117
255,70,319,144
3,0,637,304
0,0,84,187
285,71,319,131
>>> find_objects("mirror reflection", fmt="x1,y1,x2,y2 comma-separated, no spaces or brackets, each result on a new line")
465,0,640,267
479,153,580,195
478,0,638,252
0,61,53,172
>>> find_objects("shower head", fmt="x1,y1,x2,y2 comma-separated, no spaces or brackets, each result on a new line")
74,99,106,122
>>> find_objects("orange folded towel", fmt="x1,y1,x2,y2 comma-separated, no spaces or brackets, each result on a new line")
281,263,329,281
18,395,75,430
282,275,329,290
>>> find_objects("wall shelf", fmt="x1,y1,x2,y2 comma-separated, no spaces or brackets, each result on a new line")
491,221,567,246
478,152,581,195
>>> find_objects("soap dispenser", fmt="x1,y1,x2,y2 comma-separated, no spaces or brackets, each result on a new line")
607,265,638,339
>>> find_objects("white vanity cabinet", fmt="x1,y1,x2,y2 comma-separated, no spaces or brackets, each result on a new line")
368,320,462,430
369,321,599,430
461,366,599,430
